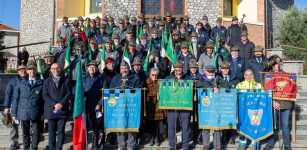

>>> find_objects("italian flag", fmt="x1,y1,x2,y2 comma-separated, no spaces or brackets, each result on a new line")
136,26,143,45
123,44,131,69
100,44,106,71
64,28,71,74
72,52,87,150
36,59,44,80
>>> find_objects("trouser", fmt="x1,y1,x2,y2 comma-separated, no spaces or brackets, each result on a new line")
21,120,40,150
9,122,19,149
266,109,291,148
87,113,100,150
222,129,236,143
117,132,137,150
48,118,66,150
238,135,259,148
167,110,190,150
202,130,222,148
148,120,164,144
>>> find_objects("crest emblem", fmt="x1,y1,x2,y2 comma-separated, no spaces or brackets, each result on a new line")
276,81,288,90
202,97,210,106
108,97,117,107
248,109,263,126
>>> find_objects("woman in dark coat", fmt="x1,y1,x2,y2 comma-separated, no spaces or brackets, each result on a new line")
145,68,166,146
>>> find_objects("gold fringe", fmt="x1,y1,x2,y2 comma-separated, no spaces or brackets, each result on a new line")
237,131,274,142
105,128,139,132
273,97,296,101
199,125,237,130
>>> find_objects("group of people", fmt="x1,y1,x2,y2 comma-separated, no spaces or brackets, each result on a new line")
3,14,293,150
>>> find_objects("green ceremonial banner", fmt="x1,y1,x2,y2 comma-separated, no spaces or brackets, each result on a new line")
158,79,194,110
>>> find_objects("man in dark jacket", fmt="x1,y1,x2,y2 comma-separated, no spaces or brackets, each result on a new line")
148,50,167,78
177,42,196,74
227,16,247,47
43,52,55,79
3,65,27,150
17,47,29,66
195,22,209,45
210,17,227,42
131,57,147,87
42,63,71,150
245,46,265,83
166,61,190,150
83,60,105,150
196,65,229,150
186,60,202,144
109,61,141,150
11,62,44,150
229,46,245,81
236,31,255,62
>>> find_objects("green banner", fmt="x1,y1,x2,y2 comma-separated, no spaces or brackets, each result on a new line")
158,80,194,110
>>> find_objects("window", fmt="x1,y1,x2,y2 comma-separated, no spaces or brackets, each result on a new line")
223,0,237,17
141,0,161,16
164,0,184,15
90,0,102,14
141,0,185,18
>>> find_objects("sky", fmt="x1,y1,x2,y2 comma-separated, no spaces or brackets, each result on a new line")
0,0,306,30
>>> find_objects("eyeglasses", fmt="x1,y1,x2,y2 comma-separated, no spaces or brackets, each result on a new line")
151,74,158,77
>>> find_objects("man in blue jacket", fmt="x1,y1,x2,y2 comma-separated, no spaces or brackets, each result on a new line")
3,65,27,150
109,61,141,150
11,62,44,150
83,60,105,150
42,63,71,150
229,46,245,82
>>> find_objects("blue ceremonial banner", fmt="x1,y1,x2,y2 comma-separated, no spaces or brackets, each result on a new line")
198,88,237,130
238,90,273,142
103,89,141,132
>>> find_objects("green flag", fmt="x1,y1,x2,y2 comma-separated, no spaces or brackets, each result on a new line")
165,33,174,63
143,38,152,72
212,33,219,69
188,39,194,55
87,42,92,61
161,29,168,58
36,59,44,80
100,44,106,71
48,41,52,53
73,52,85,118
64,28,71,74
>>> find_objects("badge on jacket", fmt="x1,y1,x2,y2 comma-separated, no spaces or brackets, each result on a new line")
238,64,242,68
35,90,40,95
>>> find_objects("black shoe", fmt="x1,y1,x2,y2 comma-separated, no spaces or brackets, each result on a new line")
9,144,19,150
284,147,292,150
263,145,273,150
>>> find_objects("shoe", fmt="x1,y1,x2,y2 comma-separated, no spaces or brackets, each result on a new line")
284,147,292,150
9,144,19,150
153,143,160,147
263,145,273,150
216,147,222,150
237,145,245,150
229,138,235,144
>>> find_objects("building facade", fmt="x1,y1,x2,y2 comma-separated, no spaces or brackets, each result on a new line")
0,23,19,70
20,0,294,55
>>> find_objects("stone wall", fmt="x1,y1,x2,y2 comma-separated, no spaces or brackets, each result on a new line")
266,0,294,48
20,0,55,57
105,0,138,19
187,0,222,25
